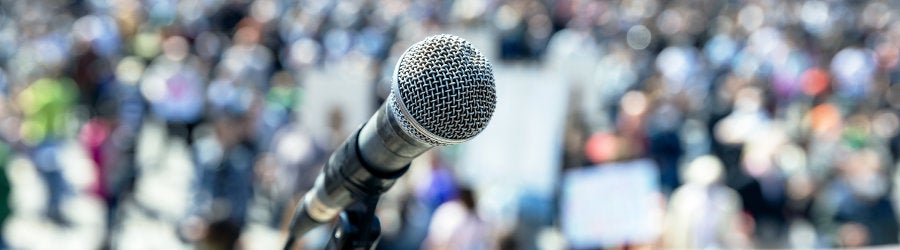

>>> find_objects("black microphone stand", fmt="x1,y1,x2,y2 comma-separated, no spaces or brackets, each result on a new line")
282,197,382,250
325,197,382,250
282,194,384,250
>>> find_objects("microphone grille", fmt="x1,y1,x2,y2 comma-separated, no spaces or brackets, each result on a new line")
391,34,496,146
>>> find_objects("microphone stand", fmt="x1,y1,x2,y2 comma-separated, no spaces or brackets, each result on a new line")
282,193,384,250
325,197,382,250
282,196,382,250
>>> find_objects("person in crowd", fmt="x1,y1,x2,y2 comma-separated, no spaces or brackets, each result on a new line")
424,187,494,250
663,155,750,249
188,111,259,249
17,77,78,226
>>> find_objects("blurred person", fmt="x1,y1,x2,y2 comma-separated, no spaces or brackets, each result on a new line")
597,44,641,101
655,45,703,95
263,119,325,228
376,181,426,250
711,87,783,233
202,219,244,250
581,91,653,165
603,90,652,163
826,149,899,246
76,60,129,200
424,187,495,250
663,155,749,249
511,191,555,250
741,124,792,248
777,143,819,248
71,25,120,116
560,97,590,170
16,77,78,225
187,112,259,249
379,152,458,250
220,18,275,92
253,71,299,151
78,117,113,202
415,154,459,213
0,136,10,249
67,14,129,242
102,57,148,231
77,78,144,246
805,103,844,177
646,102,685,195
831,46,877,103
140,35,205,144
769,38,813,104
784,171,819,248
891,118,900,165
837,222,870,248
495,0,551,61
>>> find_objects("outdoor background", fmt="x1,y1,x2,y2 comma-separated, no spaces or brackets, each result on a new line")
1,0,900,249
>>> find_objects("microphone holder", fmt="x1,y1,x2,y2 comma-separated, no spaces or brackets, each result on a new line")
282,197,383,250
326,196,382,250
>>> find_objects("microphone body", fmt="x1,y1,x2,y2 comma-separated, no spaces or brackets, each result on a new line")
287,102,431,237
286,34,496,241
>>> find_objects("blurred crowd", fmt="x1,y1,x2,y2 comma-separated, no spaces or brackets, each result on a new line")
550,0,900,249
0,0,899,249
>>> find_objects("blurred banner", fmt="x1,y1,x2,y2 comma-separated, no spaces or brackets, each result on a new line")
562,159,663,249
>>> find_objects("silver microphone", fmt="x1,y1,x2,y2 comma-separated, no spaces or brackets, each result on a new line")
287,34,496,240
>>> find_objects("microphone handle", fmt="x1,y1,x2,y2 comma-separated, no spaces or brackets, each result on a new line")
358,101,432,172
287,123,410,241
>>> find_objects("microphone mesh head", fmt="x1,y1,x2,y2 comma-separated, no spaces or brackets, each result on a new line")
391,34,496,146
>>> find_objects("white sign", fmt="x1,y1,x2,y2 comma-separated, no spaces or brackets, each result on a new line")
561,159,663,249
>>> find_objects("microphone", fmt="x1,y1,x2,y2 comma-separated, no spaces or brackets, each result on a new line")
286,34,497,242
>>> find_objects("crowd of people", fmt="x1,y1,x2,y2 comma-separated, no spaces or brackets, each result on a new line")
0,0,898,249
548,0,900,248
